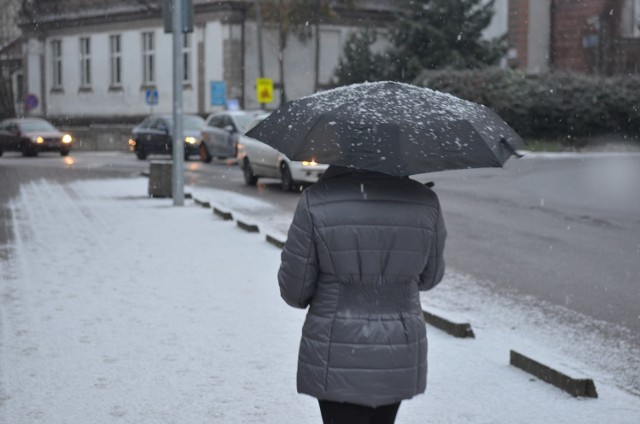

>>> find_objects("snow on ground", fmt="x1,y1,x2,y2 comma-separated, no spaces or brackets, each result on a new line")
0,177,639,423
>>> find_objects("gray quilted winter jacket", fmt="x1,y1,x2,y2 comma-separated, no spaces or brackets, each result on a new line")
278,166,447,407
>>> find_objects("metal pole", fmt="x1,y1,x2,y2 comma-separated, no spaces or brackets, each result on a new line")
172,0,184,206
255,0,265,78
255,0,265,110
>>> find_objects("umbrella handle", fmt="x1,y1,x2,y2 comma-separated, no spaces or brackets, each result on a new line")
500,137,524,158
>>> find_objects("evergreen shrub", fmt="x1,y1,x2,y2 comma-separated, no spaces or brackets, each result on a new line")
413,69,640,142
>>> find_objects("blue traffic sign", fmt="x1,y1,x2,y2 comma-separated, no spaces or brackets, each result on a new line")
24,94,39,111
210,81,226,106
145,89,159,106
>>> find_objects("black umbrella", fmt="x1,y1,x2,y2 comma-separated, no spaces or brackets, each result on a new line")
246,81,526,176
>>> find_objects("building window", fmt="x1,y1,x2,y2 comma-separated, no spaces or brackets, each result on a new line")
79,37,91,87
183,34,191,84
52,39,62,88
142,32,155,85
109,35,122,87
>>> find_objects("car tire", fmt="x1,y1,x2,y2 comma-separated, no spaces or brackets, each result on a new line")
280,162,295,192
199,144,212,163
60,149,70,156
135,144,147,160
242,158,258,186
0,148,3,157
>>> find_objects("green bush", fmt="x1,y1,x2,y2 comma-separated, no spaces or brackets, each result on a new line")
413,69,640,142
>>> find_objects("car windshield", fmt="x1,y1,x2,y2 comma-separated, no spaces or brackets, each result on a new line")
233,114,257,132
20,120,57,132
244,115,269,133
164,116,205,131
182,116,205,130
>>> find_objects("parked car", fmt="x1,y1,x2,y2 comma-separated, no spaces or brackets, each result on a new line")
129,114,205,160
0,117,73,157
198,110,262,163
237,113,329,191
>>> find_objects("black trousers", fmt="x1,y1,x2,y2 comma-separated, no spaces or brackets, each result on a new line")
318,400,401,424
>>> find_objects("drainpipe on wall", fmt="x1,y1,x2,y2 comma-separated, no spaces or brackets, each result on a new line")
549,0,556,70
241,9,246,109
38,35,46,117
198,26,205,115
19,39,27,118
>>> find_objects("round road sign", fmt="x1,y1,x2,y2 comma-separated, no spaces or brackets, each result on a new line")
24,94,39,111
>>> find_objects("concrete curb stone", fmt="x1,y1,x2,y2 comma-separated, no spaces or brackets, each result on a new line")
193,197,211,208
422,310,475,338
212,207,233,220
236,220,259,233
510,350,598,398
265,235,286,249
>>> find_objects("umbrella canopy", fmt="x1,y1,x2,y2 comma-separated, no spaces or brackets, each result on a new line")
246,81,526,177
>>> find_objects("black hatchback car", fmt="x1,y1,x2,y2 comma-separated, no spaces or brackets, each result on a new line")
0,118,74,157
129,114,205,160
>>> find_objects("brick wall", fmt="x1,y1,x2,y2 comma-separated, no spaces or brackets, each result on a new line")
613,37,640,73
508,0,635,74
508,0,529,69
550,0,618,73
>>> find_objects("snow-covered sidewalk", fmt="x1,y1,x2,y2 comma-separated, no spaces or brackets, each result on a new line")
0,177,638,423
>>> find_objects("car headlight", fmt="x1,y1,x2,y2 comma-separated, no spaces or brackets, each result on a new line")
62,134,73,144
35,136,44,144
184,136,198,145
301,160,319,166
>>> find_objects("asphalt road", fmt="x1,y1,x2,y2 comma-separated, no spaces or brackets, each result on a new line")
1,150,639,335
414,154,640,331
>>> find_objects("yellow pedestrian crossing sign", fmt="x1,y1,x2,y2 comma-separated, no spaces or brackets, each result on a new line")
256,78,273,104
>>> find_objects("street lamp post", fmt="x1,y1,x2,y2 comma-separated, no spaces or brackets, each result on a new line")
172,0,185,206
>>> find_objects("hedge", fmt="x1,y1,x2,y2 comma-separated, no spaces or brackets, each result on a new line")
413,69,640,142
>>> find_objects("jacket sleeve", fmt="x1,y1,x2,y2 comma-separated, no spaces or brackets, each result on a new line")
419,199,447,291
278,191,318,308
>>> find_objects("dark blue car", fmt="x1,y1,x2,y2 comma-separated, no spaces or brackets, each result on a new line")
129,114,205,160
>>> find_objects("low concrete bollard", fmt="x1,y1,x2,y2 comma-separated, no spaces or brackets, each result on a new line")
148,161,172,198
193,197,211,208
422,310,475,338
237,220,259,233
266,235,286,249
510,350,598,398
213,207,233,220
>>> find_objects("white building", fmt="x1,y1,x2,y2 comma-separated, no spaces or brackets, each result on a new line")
16,0,508,122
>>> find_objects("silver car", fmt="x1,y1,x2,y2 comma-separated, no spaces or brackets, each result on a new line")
198,110,261,162
237,113,329,192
